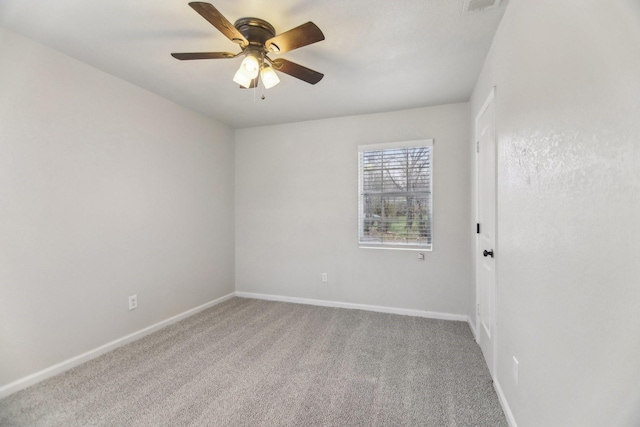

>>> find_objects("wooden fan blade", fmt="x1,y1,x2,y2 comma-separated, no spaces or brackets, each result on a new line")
188,2,248,46
171,52,237,60
271,58,324,85
266,22,324,53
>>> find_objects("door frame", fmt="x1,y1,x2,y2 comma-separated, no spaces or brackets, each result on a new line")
475,86,498,378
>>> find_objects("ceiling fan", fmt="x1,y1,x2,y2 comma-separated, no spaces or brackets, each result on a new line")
171,2,325,89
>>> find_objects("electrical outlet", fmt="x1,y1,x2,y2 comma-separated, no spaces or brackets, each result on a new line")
321,273,328,283
513,356,519,385
128,294,138,310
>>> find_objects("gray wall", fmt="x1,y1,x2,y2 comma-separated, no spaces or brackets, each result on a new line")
470,0,640,425
0,28,236,387
235,103,473,316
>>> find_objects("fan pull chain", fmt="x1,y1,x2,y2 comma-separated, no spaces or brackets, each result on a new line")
259,72,265,100
255,77,266,101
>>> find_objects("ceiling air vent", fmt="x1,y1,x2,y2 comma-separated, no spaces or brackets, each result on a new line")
462,0,502,14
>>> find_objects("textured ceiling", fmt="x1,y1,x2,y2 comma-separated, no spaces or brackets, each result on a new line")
0,0,507,129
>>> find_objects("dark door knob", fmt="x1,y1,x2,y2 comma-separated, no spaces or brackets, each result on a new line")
483,249,494,258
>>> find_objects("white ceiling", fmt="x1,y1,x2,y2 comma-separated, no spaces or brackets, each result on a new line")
0,0,507,129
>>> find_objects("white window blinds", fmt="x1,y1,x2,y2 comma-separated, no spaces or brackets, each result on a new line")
358,140,433,250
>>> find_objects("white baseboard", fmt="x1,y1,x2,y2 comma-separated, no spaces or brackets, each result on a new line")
494,379,518,427
467,317,478,341
0,292,235,399
235,291,468,322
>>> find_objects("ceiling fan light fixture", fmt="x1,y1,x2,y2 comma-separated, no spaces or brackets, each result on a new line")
260,64,280,89
233,51,261,87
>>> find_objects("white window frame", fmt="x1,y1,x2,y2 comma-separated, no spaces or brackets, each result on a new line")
358,139,433,251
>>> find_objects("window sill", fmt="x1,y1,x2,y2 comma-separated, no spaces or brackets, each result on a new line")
359,245,432,252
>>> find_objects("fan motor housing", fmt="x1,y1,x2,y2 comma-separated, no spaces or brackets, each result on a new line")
234,17,276,49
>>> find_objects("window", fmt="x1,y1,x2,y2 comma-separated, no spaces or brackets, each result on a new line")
358,140,433,250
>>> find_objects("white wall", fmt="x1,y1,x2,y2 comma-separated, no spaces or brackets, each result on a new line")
235,103,472,316
470,0,640,425
0,28,235,387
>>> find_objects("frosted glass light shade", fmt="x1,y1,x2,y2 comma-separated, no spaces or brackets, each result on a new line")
233,68,252,88
260,65,280,89
240,55,259,79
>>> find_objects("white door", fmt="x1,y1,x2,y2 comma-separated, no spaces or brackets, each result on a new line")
476,89,497,377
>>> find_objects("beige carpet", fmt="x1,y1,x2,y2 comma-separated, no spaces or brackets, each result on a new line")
0,297,507,426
